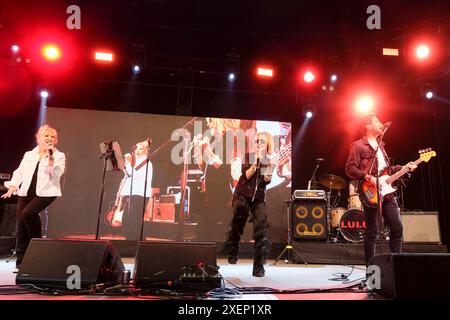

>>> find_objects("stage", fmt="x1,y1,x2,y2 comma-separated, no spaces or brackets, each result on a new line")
0,257,373,300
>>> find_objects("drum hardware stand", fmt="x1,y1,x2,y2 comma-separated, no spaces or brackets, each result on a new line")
273,199,307,265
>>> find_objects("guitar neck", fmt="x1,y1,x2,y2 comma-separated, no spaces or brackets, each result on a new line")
387,157,423,184
274,143,291,163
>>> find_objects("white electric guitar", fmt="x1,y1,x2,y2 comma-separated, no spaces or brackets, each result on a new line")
360,148,436,207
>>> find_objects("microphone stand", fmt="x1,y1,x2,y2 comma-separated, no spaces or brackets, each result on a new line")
307,160,322,190
177,139,194,241
139,144,151,242
368,127,389,258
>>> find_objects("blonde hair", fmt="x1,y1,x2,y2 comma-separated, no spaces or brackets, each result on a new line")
256,131,274,155
35,124,58,144
206,118,241,134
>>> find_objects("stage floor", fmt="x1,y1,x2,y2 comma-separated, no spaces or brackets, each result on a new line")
0,257,374,300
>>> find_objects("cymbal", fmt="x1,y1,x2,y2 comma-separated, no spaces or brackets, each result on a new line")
319,174,347,190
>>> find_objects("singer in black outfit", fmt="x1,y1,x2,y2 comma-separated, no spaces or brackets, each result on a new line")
222,131,275,277
2,125,66,270
345,114,416,265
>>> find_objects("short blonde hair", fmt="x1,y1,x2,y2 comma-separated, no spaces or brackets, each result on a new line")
35,124,58,144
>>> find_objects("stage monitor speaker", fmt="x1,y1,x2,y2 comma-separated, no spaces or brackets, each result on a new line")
369,253,450,299
291,198,327,241
16,238,125,287
133,241,219,287
401,211,441,243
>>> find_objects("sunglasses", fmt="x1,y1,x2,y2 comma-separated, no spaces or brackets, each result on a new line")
256,139,266,144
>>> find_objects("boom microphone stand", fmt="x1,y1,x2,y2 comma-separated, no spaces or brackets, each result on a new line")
307,158,325,190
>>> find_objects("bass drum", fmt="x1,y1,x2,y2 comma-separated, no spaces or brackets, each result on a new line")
339,209,366,243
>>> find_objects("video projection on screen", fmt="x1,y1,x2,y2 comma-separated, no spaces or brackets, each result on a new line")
45,108,291,242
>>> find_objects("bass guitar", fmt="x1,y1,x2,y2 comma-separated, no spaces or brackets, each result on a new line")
359,148,436,207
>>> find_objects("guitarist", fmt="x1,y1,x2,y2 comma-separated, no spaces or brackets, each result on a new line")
345,113,417,265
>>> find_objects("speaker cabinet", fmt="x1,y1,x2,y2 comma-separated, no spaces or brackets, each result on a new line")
369,253,450,299
16,239,125,286
291,198,327,241
401,211,441,243
133,241,218,287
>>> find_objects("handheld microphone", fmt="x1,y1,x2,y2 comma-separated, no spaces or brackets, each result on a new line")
316,158,325,162
47,143,54,156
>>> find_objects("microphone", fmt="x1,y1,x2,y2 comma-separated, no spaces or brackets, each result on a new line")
47,143,54,156
316,158,325,162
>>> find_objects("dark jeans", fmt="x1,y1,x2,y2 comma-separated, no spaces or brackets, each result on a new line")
363,197,403,265
16,195,56,267
222,194,269,267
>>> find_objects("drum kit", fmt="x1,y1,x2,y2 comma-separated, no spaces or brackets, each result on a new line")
318,174,366,243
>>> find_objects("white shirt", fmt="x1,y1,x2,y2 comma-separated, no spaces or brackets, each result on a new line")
368,139,388,172
120,155,153,197
5,146,66,197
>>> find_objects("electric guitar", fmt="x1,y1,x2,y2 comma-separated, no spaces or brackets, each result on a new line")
359,148,436,207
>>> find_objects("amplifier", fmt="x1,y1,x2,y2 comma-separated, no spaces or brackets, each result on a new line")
292,189,326,200
401,211,441,243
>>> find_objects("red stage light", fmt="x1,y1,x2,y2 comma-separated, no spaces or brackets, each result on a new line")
416,45,430,59
256,67,273,78
42,44,61,61
303,71,315,83
95,51,114,62
355,96,375,113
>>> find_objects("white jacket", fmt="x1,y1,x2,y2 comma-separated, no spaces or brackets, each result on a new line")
5,146,66,197
120,155,153,197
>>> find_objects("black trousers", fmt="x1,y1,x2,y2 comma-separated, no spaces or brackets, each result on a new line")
222,194,269,267
16,195,56,267
363,196,403,265
121,195,146,240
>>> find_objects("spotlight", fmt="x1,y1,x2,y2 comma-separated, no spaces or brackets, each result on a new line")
416,45,430,59
227,72,236,82
40,90,49,98
303,71,315,83
303,104,316,118
132,65,141,74
257,67,274,78
330,74,337,82
425,91,434,99
11,45,20,53
355,96,374,113
42,44,61,61
225,49,240,82
95,51,114,62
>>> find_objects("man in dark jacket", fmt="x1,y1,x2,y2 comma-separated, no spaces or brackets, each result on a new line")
345,113,416,265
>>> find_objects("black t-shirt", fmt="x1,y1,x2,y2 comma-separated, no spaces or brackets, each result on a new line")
234,153,270,202
27,162,39,197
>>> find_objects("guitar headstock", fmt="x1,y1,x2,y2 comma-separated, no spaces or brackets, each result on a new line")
419,148,437,162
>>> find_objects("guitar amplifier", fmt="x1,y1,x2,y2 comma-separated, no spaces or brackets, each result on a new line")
401,211,441,243
153,195,176,223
